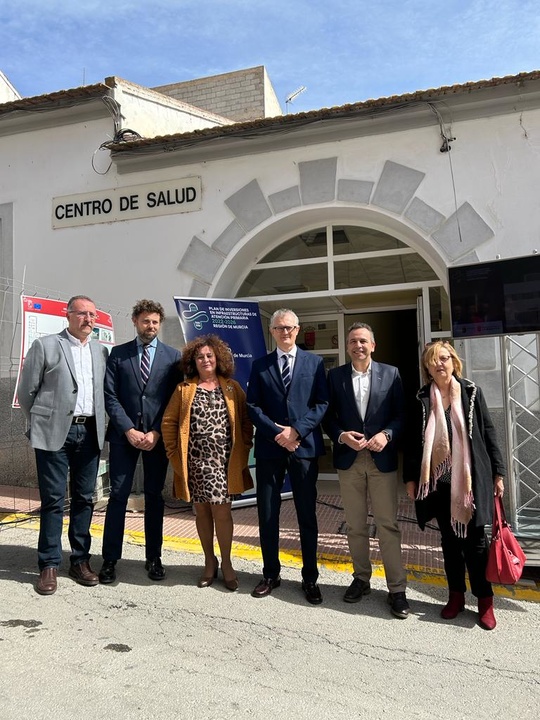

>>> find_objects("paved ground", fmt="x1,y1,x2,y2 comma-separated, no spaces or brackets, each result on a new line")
2,482,539,600
1,493,540,720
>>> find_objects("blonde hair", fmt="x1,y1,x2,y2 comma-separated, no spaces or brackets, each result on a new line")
421,341,463,384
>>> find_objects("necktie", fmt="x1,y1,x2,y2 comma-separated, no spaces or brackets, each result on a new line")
281,354,291,391
141,344,151,385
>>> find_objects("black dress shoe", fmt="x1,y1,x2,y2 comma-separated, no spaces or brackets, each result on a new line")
343,578,371,603
388,591,410,619
99,560,117,584
251,576,281,598
302,581,323,605
145,557,166,581
69,561,99,586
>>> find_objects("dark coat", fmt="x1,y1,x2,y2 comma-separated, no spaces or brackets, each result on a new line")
404,377,506,529
324,361,405,473
246,347,328,459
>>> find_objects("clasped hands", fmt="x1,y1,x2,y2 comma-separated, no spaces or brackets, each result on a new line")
340,430,388,453
125,428,160,451
275,424,300,452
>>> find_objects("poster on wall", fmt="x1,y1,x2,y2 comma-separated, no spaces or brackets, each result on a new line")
173,296,269,506
12,296,115,408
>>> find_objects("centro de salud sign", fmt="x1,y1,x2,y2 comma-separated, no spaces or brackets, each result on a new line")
52,177,202,228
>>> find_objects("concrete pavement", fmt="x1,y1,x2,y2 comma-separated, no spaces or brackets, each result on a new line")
1,522,539,720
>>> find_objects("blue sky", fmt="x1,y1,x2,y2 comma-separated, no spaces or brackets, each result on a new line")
1,0,539,113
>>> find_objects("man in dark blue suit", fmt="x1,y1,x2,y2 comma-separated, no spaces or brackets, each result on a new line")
325,322,409,618
247,308,328,604
99,299,181,584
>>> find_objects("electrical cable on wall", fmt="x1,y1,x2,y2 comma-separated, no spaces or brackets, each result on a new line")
92,96,143,174
428,102,464,244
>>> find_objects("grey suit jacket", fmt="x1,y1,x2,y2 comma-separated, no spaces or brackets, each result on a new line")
18,329,108,451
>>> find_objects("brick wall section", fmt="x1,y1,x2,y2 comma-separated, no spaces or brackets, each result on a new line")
153,66,283,122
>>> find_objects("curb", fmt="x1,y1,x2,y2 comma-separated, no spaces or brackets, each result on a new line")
4,511,539,602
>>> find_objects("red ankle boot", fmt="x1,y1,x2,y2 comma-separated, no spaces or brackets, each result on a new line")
478,596,496,630
440,591,465,619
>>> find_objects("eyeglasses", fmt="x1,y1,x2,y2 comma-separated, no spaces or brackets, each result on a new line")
435,355,452,363
272,325,298,333
68,311,97,319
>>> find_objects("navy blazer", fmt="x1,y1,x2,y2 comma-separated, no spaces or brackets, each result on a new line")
246,347,329,459
324,361,404,473
105,338,182,443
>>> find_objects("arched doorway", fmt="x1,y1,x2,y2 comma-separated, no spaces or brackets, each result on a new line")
229,222,451,478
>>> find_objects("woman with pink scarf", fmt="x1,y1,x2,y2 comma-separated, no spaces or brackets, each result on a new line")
405,342,505,630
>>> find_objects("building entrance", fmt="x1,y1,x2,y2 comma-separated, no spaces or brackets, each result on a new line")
234,220,447,480
255,303,419,479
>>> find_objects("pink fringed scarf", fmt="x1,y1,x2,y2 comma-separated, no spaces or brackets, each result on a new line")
418,376,475,537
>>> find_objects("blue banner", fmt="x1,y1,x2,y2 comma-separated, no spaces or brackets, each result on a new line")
173,297,269,506
173,297,267,389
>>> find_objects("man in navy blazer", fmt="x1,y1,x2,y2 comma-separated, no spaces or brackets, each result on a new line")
247,308,329,604
324,322,409,618
99,299,181,584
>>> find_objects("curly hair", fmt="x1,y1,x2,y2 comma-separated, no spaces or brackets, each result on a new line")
421,340,463,384
132,299,165,322
182,334,235,379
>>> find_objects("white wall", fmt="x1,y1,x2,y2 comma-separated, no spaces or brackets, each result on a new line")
2,101,540,323
0,71,20,103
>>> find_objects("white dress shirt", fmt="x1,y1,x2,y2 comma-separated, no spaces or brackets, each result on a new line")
66,330,94,416
351,363,371,420
277,346,297,376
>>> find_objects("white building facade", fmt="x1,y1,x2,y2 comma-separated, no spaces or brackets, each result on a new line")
1,68,539,537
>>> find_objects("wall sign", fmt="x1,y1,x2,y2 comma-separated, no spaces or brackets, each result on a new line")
52,177,202,228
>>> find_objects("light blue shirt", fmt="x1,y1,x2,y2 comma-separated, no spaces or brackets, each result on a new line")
137,338,157,371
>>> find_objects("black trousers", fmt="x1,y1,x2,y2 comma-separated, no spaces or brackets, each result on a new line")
102,439,169,562
434,483,492,598
256,454,319,583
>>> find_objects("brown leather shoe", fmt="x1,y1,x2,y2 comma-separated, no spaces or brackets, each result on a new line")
251,576,281,598
36,567,57,595
69,561,99,587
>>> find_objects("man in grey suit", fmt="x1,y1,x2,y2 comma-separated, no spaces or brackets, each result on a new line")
324,322,409,618
19,295,108,595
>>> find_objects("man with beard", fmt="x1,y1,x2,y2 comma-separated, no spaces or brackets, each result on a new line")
99,299,181,584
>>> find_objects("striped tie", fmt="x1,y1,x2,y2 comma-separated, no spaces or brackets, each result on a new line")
281,354,291,391
141,343,151,385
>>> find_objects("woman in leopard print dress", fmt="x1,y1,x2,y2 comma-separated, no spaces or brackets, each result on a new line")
162,335,253,590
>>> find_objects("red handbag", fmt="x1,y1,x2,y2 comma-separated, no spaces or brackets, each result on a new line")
486,496,526,585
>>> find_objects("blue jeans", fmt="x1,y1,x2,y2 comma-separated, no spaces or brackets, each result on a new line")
35,424,100,570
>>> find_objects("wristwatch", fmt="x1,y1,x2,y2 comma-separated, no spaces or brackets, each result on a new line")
382,431,391,442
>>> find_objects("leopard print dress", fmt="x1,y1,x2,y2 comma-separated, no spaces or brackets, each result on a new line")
188,385,232,504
